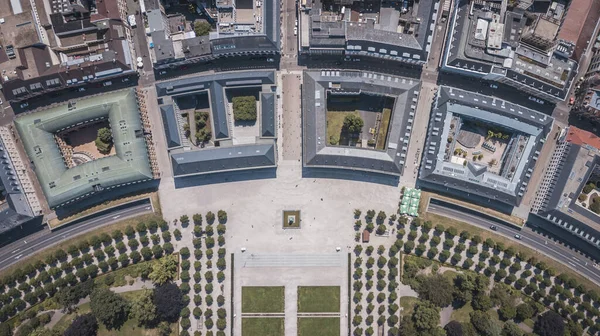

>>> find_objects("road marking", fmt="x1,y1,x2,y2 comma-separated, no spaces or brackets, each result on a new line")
14,254,22,260
569,262,577,267
11,248,20,254
112,215,121,219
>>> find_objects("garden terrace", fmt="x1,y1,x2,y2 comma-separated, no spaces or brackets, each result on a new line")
14,89,153,209
303,70,422,176
418,86,553,209
325,93,394,150
155,71,278,177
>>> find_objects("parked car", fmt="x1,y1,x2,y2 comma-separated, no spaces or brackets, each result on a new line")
78,87,86,92
159,71,167,75
294,27,297,36
489,84,498,89
569,97,575,105
20,102,28,108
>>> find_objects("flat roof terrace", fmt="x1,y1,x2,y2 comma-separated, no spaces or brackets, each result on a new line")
419,86,553,207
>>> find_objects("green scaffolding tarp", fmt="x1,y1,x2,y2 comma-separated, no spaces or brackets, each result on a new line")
400,204,409,214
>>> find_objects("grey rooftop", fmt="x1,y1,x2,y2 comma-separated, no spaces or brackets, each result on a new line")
303,70,421,176
418,86,553,207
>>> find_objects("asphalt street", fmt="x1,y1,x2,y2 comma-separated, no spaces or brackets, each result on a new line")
427,203,600,286
0,202,152,271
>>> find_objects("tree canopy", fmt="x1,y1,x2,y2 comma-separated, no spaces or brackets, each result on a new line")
149,255,178,285
194,21,211,36
534,311,564,336
232,96,257,121
444,320,463,336
90,287,128,330
417,274,454,307
343,114,364,133
412,300,440,331
129,289,157,326
64,314,98,336
95,127,113,154
153,283,184,322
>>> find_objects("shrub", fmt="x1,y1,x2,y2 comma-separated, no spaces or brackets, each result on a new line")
232,96,257,121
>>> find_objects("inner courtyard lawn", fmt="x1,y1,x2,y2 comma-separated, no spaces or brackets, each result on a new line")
242,318,284,336
297,286,340,313
298,317,340,336
241,286,285,313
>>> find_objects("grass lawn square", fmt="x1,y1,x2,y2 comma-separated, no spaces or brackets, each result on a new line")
241,286,285,313
375,108,391,150
298,317,340,336
242,318,284,336
326,111,358,146
297,286,340,313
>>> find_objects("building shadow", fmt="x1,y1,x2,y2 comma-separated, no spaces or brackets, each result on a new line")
301,167,399,186
173,167,278,189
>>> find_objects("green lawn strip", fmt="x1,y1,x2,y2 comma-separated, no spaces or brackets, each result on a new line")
242,317,284,336
375,108,391,150
326,111,356,145
297,286,340,313
53,290,177,336
399,296,420,318
298,317,340,336
450,302,473,323
241,286,285,313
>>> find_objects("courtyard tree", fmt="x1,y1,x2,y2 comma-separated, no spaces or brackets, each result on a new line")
444,320,463,336
232,96,257,121
95,127,113,154
194,21,212,36
343,114,364,133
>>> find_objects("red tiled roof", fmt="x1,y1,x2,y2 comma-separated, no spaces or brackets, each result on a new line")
566,126,600,150
558,0,600,60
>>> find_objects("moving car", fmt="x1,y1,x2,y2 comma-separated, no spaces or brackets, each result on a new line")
528,96,544,105
514,234,521,240
294,27,297,36
20,102,28,108
489,84,498,89
490,225,497,231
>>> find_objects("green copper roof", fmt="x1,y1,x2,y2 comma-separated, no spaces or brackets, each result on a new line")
15,89,153,208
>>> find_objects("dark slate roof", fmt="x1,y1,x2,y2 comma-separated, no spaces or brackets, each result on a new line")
50,13,97,36
441,0,575,101
170,143,276,176
305,0,437,62
152,31,176,62
0,138,37,235
260,93,276,137
418,86,553,207
303,70,421,176
211,36,278,55
160,105,182,148
182,36,212,57
155,71,276,140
